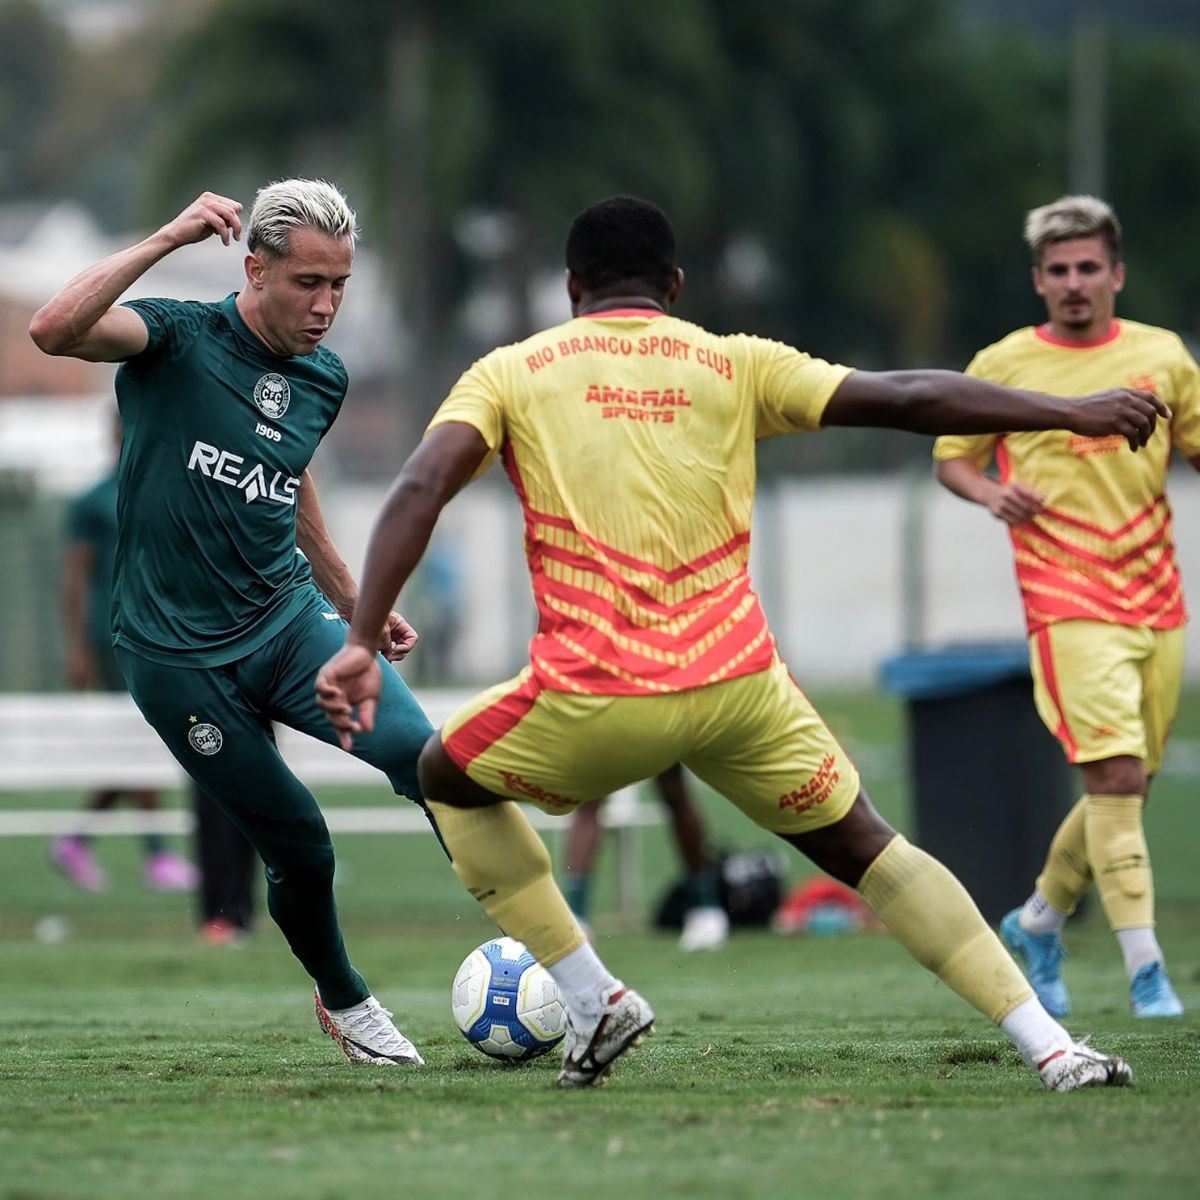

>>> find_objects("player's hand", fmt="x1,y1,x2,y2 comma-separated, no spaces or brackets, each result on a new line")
1072,388,1170,451
986,481,1045,527
159,192,243,249
315,642,382,751
380,611,418,662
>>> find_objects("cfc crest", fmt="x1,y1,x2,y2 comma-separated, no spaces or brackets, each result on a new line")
187,722,224,756
253,373,291,420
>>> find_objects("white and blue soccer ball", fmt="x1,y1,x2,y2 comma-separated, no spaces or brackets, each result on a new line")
451,936,566,1062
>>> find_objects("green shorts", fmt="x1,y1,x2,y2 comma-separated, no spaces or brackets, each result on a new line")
117,587,434,846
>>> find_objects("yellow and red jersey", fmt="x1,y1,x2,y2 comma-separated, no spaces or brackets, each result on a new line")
427,309,852,695
934,319,1200,634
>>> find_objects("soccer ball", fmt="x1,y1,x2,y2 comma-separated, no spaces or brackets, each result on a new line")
451,936,566,1062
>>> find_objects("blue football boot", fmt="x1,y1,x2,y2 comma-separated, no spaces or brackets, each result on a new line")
1130,960,1184,1018
1000,907,1071,1017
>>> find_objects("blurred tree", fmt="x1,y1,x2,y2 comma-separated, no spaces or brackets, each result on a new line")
137,0,1200,476
0,0,71,197
1108,38,1200,336
146,0,727,371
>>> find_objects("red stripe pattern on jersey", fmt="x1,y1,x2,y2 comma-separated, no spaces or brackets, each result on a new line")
1009,494,1186,633
503,443,776,695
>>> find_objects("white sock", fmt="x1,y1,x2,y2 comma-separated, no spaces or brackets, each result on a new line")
1020,889,1067,935
999,996,1072,1071
545,941,617,1023
1116,927,1162,978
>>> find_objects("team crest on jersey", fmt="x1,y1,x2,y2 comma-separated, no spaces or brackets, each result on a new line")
253,373,291,420
187,721,224,756
1128,373,1158,396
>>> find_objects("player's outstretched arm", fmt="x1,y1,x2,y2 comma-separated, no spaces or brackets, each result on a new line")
934,457,1046,527
315,422,489,746
822,370,1169,451
28,192,243,362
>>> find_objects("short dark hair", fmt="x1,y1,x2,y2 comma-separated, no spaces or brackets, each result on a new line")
565,196,677,294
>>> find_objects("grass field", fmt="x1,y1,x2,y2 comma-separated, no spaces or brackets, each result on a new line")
2,688,1198,1200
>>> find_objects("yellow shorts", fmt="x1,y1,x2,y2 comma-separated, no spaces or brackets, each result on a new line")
440,660,862,835
1029,620,1184,774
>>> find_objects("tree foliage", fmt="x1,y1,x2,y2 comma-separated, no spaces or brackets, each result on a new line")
0,0,71,196
9,0,1198,471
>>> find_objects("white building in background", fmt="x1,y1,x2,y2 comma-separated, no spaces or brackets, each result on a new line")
4,200,1198,687
323,469,1200,688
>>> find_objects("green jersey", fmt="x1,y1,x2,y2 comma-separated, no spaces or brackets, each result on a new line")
113,293,346,667
65,469,118,654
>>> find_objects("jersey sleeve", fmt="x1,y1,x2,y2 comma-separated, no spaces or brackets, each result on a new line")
932,348,1001,466
119,298,207,366
317,350,349,441
425,353,507,478
1167,337,1200,460
746,336,854,438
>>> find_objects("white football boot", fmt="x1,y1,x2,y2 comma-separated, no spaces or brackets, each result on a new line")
315,991,425,1066
557,981,655,1088
1037,1039,1133,1092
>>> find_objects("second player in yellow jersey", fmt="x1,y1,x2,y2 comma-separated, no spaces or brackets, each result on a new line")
935,193,1200,1021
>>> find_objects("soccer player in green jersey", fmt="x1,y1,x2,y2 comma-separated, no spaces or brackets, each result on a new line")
31,181,435,1066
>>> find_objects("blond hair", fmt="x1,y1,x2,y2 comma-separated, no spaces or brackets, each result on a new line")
1023,195,1121,265
246,178,358,257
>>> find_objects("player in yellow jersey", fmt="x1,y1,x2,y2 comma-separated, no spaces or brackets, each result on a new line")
317,197,1164,1091
935,195,1200,1020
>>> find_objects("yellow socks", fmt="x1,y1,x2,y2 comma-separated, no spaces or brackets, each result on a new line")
857,835,1032,1023
1084,793,1153,931
425,799,586,966
1035,795,1093,916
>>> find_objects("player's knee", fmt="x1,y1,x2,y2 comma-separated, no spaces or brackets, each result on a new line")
417,733,453,798
787,790,897,887
1082,755,1146,797
418,733,498,808
265,839,336,891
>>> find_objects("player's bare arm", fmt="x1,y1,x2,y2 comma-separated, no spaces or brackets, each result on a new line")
822,370,1168,451
295,471,417,663
934,457,1046,526
315,421,488,747
28,192,243,362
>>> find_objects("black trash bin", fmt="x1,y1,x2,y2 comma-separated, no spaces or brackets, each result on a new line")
880,643,1075,923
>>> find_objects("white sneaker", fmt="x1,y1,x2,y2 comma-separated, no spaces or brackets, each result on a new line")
315,990,425,1066
679,906,730,952
557,982,655,1088
1037,1039,1133,1092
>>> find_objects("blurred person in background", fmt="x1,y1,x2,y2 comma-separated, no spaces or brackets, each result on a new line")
562,766,728,952
935,195,1200,1020
30,180,435,1065
55,412,197,894
193,781,258,946
318,195,1164,1092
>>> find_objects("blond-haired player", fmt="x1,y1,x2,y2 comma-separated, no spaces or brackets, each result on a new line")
31,180,436,1065
935,195,1200,1019
318,196,1164,1091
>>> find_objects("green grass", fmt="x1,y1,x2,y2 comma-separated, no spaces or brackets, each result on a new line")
2,687,1199,1200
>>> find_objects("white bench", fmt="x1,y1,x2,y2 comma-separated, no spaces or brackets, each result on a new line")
0,690,659,918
